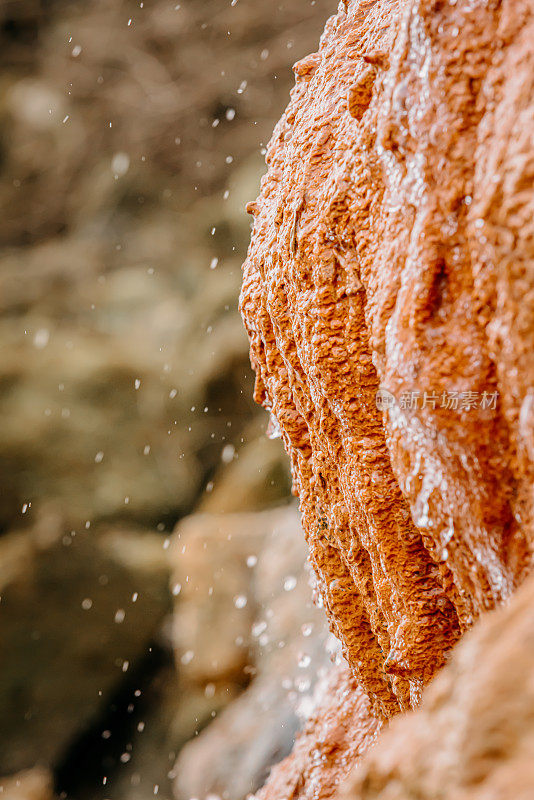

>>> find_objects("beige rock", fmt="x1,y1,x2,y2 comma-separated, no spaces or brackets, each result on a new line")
0,768,55,800
170,506,323,685
199,427,291,515
170,506,330,800
173,668,318,800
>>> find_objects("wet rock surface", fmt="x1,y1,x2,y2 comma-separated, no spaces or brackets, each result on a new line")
241,0,534,719
340,570,534,800
257,570,534,800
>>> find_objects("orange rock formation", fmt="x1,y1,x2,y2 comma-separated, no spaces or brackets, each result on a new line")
261,570,534,800
240,0,533,729
341,571,534,799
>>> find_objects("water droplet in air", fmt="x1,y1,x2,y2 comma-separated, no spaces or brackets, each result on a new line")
111,152,130,176
252,620,267,637
221,444,235,463
284,575,297,592
33,329,49,349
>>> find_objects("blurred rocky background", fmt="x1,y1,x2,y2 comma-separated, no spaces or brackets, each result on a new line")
0,0,335,798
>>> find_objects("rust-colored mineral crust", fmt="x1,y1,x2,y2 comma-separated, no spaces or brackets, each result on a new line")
240,0,534,718
258,572,534,800
339,571,534,800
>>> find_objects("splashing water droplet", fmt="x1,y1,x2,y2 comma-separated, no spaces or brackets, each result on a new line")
266,412,282,440
284,575,297,592
298,653,311,668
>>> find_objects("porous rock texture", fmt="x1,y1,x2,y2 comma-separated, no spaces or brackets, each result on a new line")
340,570,534,800
260,569,534,800
241,0,534,727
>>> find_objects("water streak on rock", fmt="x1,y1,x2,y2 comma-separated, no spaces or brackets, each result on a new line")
240,0,534,732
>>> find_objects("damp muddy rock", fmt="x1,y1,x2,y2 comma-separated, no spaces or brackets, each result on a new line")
258,570,534,800
254,664,382,800
0,508,171,775
240,0,534,796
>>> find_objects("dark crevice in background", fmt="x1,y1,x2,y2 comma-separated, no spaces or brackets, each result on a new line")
54,642,171,800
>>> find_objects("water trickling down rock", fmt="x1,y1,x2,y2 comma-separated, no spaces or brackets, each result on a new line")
240,1,534,794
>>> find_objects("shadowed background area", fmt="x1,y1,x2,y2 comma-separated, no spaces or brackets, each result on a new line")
0,1,335,798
